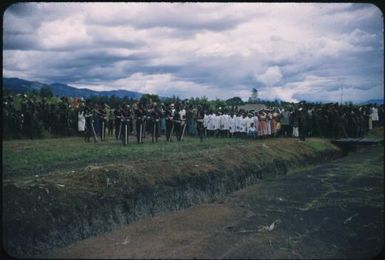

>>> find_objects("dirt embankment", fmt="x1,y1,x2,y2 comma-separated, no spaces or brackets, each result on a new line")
44,145,384,259
3,138,342,257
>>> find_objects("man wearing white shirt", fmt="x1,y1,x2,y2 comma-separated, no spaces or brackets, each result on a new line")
246,113,254,133
370,106,379,128
235,113,242,137
219,112,225,137
213,112,220,136
223,113,230,137
207,112,215,136
240,113,248,137
203,112,209,137
229,113,236,137
179,105,187,140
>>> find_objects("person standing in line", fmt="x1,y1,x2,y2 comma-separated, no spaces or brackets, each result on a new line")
173,105,183,141
165,104,174,142
187,105,197,137
77,105,86,136
179,104,187,140
97,105,107,141
114,107,122,140
378,105,384,127
298,104,308,141
266,109,272,137
223,112,231,137
252,111,259,138
206,111,213,137
107,110,114,137
291,109,299,138
258,110,267,138
135,103,145,144
160,104,166,136
149,103,161,143
229,112,236,138
203,110,209,137
84,104,96,142
247,122,257,139
370,105,379,129
121,105,131,145
271,108,280,137
196,105,205,142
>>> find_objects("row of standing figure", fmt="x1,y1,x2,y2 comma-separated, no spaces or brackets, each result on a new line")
78,102,193,144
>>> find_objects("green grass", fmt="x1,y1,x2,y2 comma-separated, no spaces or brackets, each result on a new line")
365,127,384,139
303,139,331,152
3,136,250,178
3,135,341,179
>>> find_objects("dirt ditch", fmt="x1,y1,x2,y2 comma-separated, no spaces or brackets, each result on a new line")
42,144,384,259
3,139,343,257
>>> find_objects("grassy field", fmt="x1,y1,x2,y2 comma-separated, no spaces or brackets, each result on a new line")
5,129,383,257
3,135,250,178
3,128,383,179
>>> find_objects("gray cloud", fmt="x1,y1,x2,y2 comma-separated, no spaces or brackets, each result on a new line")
5,2,39,17
2,3,383,103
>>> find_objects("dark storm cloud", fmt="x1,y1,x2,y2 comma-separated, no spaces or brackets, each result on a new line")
5,2,39,17
3,33,39,50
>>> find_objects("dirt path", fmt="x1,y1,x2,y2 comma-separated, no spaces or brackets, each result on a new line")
43,145,384,259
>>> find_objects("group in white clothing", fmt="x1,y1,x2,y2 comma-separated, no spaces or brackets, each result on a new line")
202,110,278,138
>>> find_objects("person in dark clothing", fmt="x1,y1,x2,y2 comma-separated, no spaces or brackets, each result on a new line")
165,104,174,142
84,105,96,142
174,106,182,141
121,105,131,145
196,105,205,142
347,110,359,138
114,108,122,140
336,111,348,138
378,105,384,127
95,106,107,141
134,103,145,144
22,103,33,139
107,110,114,137
307,107,317,137
149,103,161,143
297,105,308,141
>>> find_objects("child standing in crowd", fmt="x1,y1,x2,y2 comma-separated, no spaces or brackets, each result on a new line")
247,123,257,139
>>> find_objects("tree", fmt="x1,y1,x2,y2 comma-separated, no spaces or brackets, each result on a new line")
39,86,53,98
140,94,160,105
225,97,243,111
213,99,227,110
226,96,243,106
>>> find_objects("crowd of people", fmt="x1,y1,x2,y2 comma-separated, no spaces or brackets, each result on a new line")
200,103,383,141
3,93,384,143
77,100,383,144
3,94,78,139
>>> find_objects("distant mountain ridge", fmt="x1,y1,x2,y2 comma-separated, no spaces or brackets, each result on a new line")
2,77,384,105
3,77,143,99
359,99,384,105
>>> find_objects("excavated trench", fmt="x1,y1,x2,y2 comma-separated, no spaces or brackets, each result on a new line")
3,141,344,258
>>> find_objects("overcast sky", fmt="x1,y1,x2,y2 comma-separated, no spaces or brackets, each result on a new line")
3,2,384,102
